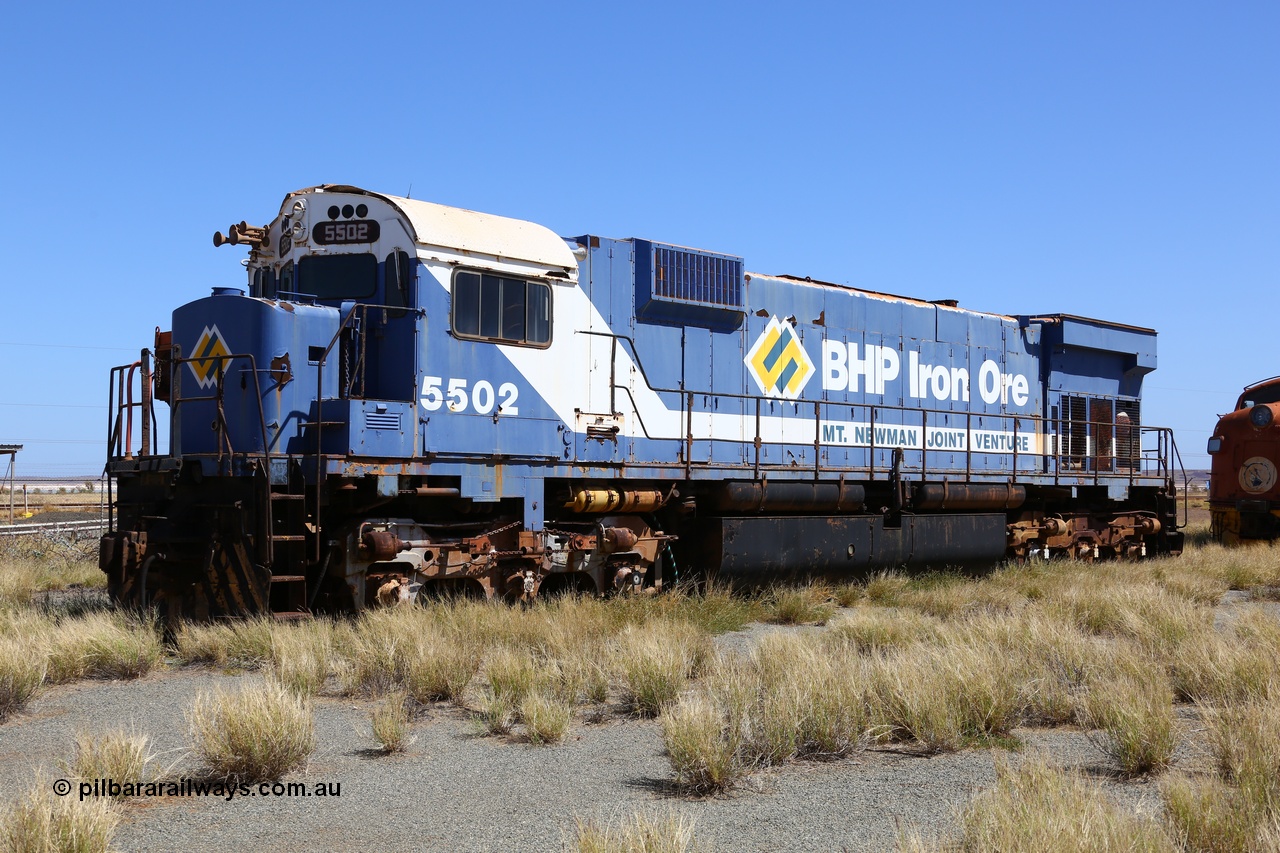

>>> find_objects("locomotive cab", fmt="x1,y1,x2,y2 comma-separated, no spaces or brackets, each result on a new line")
1208,376,1280,544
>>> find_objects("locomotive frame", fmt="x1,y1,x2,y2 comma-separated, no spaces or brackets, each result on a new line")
101,185,1185,619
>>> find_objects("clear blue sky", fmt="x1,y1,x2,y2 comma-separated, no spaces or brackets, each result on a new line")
1,1,1275,476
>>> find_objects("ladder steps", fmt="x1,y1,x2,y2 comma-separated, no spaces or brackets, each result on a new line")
270,575,306,583
272,535,308,542
270,493,305,501
272,611,312,621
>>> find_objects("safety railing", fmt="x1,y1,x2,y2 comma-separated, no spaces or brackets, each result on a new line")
106,351,161,461
584,329,1179,494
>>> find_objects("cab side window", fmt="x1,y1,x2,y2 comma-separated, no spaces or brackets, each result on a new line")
451,271,551,347
253,267,277,299
279,261,294,296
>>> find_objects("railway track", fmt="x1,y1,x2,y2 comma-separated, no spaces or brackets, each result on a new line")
0,518,108,538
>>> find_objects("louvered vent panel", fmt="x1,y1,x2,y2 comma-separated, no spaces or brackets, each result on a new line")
366,412,401,431
1116,400,1140,470
652,245,744,309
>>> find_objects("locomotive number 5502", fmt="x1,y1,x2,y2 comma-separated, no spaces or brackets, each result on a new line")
312,220,381,244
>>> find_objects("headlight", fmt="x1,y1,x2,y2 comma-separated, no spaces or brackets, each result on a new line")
1250,405,1274,428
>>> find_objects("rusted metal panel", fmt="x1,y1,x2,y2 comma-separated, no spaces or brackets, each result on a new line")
701,513,1007,582
704,481,866,513
912,482,1025,511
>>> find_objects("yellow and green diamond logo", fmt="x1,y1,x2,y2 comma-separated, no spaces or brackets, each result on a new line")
189,325,231,389
744,316,814,399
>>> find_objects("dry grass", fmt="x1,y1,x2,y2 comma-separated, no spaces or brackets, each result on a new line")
67,729,155,794
401,630,480,703
949,753,1175,852
269,621,332,695
1203,701,1280,811
573,810,703,853
1158,687,1280,851
738,654,802,765
45,612,163,682
562,653,610,706
864,571,910,606
1184,541,1280,594
792,647,867,759
186,679,315,782
833,582,862,608
1081,659,1178,777
485,645,540,707
519,690,572,744
662,632,871,789
745,633,868,762
613,620,712,716
0,778,119,853
332,615,404,696
895,571,1021,620
0,544,104,609
1046,583,1207,656
0,635,46,718
1011,613,1100,726
867,649,964,752
661,692,747,794
864,628,1027,752
1169,618,1280,704
370,691,412,754
765,584,835,625
1163,774,1262,853
6,529,1280,850
174,617,276,668
644,581,762,635
478,692,516,736
826,607,939,653
333,608,480,702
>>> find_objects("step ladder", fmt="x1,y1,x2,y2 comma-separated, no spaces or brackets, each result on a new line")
266,485,312,619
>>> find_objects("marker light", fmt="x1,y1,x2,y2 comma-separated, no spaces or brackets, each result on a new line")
1250,405,1273,428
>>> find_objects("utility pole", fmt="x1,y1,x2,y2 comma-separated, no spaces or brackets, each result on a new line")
0,445,20,525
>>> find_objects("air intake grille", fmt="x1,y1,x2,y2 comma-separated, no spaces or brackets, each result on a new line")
652,246,744,309
1116,400,1140,470
1061,396,1087,469
365,412,401,431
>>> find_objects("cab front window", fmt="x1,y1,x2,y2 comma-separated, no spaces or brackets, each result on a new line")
297,253,377,300
1240,385,1280,409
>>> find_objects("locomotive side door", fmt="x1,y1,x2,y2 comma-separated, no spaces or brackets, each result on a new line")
361,248,418,402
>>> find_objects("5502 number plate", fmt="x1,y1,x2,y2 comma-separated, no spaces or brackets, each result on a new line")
312,220,380,245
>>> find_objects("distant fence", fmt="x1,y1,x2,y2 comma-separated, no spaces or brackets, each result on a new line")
0,519,107,538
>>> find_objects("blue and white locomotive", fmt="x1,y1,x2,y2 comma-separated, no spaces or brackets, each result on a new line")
101,184,1183,617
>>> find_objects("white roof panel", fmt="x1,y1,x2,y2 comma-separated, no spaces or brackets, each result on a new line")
284,186,578,274
378,191,576,272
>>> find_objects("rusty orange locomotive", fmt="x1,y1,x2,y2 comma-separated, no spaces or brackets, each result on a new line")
1208,376,1280,544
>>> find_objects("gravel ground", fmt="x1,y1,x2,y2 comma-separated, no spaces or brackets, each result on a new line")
0,596,1271,852
0,667,998,852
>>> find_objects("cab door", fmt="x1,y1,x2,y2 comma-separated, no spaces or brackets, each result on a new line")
363,249,417,402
